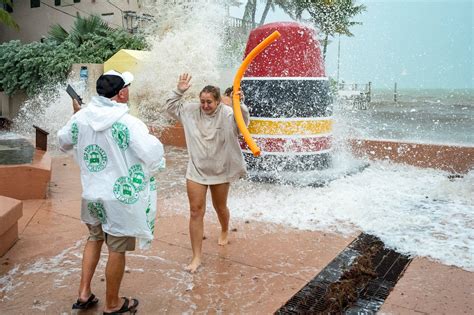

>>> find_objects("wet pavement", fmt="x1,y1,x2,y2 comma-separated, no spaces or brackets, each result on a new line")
380,258,474,315
0,147,473,314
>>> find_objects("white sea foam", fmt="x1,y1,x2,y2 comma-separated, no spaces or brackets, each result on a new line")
0,265,23,299
225,162,474,271
160,144,474,272
0,242,82,302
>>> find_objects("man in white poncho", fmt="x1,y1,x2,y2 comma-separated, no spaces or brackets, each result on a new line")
58,70,164,314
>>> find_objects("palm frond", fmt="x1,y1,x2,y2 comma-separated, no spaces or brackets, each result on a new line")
0,1,18,30
67,14,113,46
48,24,69,43
72,14,112,37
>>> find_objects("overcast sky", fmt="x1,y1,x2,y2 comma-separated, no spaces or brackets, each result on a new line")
229,0,473,90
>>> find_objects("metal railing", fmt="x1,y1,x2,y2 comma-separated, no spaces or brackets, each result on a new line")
225,16,259,30
337,82,372,110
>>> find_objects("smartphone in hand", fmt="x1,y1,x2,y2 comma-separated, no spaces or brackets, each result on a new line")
66,84,83,105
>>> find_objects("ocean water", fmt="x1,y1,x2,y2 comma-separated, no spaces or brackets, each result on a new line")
338,88,474,145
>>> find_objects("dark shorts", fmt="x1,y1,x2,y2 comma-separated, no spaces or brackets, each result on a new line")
86,224,136,253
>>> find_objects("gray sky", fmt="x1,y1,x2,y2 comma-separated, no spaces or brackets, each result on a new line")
229,0,473,90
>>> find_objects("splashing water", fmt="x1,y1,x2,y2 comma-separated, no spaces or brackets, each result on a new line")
235,164,473,271
160,147,474,272
4,0,473,272
132,0,228,127
10,80,86,151
9,1,229,145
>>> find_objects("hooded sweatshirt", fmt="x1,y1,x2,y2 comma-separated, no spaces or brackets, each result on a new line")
58,96,164,248
166,90,249,185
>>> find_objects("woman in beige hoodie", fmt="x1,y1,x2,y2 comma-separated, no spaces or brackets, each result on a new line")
166,73,249,273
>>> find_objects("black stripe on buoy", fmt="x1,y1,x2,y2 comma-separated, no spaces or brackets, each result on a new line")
243,152,332,171
241,78,332,118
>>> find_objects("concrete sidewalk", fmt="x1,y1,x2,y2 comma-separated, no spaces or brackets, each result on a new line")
0,150,472,314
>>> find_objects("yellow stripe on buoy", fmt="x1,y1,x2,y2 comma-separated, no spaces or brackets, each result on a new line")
248,119,332,135
233,31,281,157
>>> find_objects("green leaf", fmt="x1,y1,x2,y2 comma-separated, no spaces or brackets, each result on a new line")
0,8,19,30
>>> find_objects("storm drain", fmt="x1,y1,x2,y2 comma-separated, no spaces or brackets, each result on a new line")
275,233,412,314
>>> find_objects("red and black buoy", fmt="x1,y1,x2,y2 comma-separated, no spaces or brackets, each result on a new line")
240,22,333,171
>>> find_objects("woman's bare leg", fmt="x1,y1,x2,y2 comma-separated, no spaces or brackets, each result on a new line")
210,183,230,245
185,179,208,273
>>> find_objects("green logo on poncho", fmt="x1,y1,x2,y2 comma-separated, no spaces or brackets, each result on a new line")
112,122,130,150
83,144,107,172
129,164,146,191
88,201,107,224
150,176,157,191
71,122,78,145
145,202,155,233
113,176,138,204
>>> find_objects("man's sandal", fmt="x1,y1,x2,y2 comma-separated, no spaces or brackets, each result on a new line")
103,297,139,314
72,293,99,310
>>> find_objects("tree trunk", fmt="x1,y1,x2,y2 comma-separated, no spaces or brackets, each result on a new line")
251,0,257,28
259,0,273,25
243,0,257,29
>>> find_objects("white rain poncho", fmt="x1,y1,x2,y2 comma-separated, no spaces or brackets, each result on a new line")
58,96,164,249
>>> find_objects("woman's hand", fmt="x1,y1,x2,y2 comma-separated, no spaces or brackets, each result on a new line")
177,73,192,93
232,89,245,104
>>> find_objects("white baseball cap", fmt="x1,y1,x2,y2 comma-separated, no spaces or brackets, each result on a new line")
96,70,134,98
103,70,134,86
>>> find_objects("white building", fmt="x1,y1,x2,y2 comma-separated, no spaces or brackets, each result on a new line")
0,0,150,43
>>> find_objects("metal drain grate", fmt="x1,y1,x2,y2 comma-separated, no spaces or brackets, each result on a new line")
275,233,412,314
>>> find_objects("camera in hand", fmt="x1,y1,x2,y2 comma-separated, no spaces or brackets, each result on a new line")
66,85,83,105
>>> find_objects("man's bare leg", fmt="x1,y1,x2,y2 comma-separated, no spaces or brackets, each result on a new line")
185,179,207,273
210,183,230,246
78,240,103,301
103,250,126,313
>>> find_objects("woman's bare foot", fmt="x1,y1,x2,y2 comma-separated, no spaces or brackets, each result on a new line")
185,258,201,273
218,231,228,246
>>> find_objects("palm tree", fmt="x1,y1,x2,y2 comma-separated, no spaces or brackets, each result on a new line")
242,0,257,28
242,0,296,26
264,0,307,25
290,0,366,59
0,0,18,30
48,14,112,46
